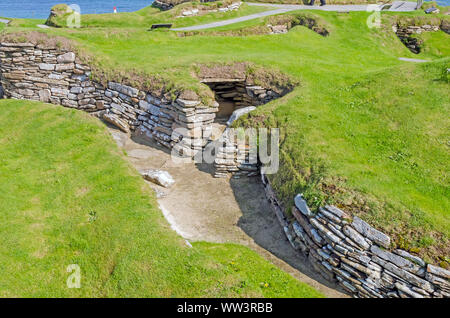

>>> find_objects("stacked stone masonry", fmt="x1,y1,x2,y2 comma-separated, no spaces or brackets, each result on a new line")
261,173,450,298
207,81,281,109
205,80,282,178
213,127,259,178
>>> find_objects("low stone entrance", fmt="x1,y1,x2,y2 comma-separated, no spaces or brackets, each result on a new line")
200,76,289,178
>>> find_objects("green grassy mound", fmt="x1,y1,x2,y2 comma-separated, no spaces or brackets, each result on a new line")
266,60,449,264
0,99,322,297
45,4,74,28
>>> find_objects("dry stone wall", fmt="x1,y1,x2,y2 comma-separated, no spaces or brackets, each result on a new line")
207,81,282,109
0,42,218,154
204,80,284,178
261,173,450,298
393,24,441,54
268,16,329,37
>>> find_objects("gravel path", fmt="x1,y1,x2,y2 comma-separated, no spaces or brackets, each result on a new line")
398,57,430,63
173,8,295,31
173,1,417,31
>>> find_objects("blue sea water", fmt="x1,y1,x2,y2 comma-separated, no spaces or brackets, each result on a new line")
0,0,155,19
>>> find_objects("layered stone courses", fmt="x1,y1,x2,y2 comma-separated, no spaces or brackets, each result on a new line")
0,42,220,155
261,173,450,298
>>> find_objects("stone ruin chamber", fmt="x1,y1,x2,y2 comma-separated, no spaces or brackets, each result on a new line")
201,76,288,178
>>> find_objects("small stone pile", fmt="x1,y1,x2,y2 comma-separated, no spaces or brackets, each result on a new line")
266,16,329,37
262,174,450,298
441,20,450,34
393,24,441,54
207,81,281,109
267,24,289,34
152,0,178,11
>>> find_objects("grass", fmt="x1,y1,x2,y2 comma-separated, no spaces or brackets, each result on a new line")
415,31,450,57
1,5,449,263
0,99,322,297
6,18,46,28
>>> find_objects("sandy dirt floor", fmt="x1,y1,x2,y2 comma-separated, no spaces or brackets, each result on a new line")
109,127,348,298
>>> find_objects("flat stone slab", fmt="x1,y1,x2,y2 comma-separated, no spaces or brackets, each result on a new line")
427,264,450,279
141,169,175,188
294,194,312,217
227,106,256,126
352,216,390,248
0,18,10,24
37,24,50,29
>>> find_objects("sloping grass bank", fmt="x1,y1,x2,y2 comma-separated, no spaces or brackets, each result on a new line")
265,59,449,264
0,99,322,297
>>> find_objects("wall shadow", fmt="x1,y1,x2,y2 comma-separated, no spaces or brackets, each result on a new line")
229,176,348,294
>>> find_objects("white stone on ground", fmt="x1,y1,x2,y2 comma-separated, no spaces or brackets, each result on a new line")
226,106,256,126
141,169,175,188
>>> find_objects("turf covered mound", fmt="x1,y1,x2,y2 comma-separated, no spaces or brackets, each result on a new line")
45,4,75,28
